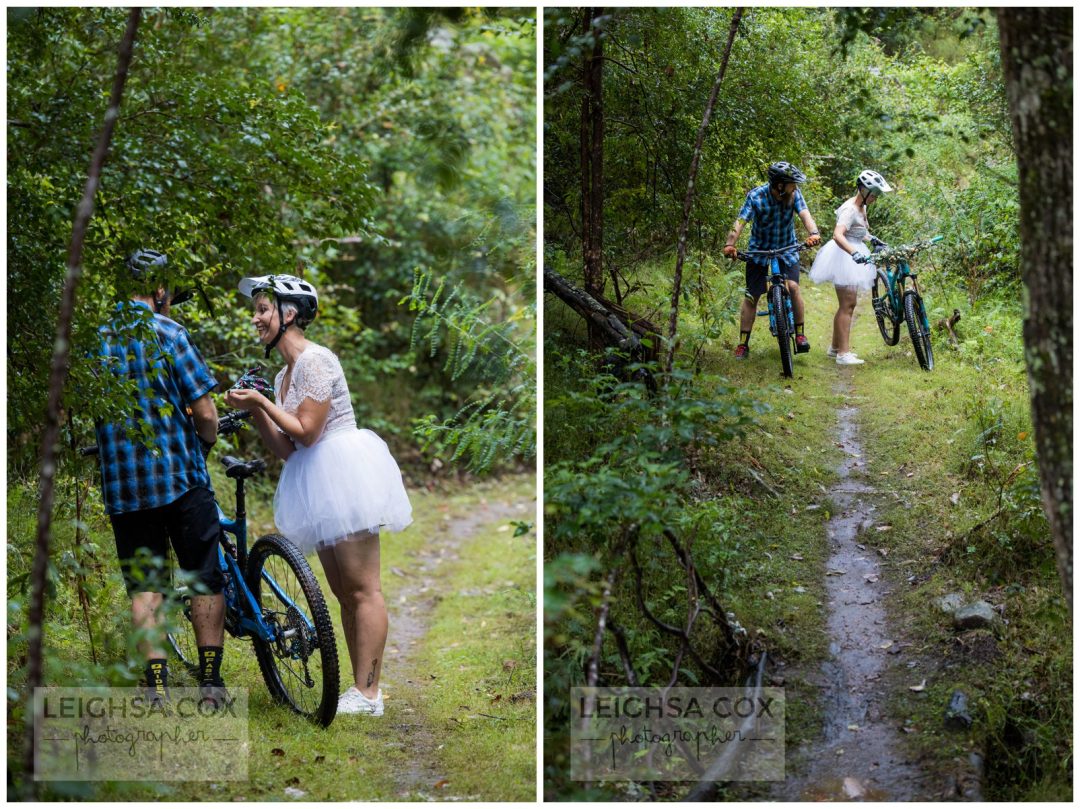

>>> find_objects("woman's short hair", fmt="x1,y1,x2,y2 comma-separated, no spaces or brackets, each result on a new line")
254,290,312,330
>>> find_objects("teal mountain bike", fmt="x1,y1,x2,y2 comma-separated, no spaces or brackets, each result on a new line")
867,235,942,371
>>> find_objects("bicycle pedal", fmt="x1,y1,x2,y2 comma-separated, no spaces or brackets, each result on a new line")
872,297,889,317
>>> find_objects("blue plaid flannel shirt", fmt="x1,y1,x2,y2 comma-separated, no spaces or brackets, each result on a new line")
737,184,807,265
94,301,217,515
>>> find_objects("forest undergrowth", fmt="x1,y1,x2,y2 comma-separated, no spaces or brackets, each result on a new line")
543,251,1071,801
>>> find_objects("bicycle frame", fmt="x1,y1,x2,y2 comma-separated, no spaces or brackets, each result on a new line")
871,235,942,327
874,259,921,320
174,474,314,647
215,477,315,645
763,259,795,337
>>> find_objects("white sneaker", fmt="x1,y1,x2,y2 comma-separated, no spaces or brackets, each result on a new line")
836,352,865,365
337,686,384,716
827,347,839,358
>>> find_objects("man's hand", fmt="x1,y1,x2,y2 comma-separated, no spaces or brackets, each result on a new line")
224,388,268,412
723,245,738,259
806,233,822,247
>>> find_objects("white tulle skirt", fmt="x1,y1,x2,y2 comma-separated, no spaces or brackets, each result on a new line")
274,427,413,554
809,238,876,290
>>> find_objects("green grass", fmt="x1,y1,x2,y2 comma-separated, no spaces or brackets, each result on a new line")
403,477,537,800
7,469,537,801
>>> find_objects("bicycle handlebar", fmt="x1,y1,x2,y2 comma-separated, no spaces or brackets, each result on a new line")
217,409,253,437
867,235,943,265
78,409,252,457
732,242,816,263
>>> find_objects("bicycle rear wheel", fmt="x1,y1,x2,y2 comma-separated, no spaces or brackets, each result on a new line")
247,534,339,726
165,560,200,680
771,284,794,378
872,270,900,345
903,290,934,371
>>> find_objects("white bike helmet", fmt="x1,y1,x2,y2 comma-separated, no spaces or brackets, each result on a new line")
239,274,319,356
857,169,893,195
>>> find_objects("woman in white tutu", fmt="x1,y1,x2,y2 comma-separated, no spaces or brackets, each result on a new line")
225,274,412,717
809,170,894,365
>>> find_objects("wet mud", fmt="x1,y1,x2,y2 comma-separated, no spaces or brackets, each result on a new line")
774,382,933,801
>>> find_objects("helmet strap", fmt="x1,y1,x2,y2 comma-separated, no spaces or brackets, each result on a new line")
263,299,292,358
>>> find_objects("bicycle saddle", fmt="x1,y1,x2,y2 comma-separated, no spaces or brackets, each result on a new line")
222,456,267,479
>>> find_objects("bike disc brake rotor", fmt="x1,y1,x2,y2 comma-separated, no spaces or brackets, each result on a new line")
872,295,892,319
283,605,316,688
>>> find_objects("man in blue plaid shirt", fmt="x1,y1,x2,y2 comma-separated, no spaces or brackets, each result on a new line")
95,249,227,702
723,162,822,358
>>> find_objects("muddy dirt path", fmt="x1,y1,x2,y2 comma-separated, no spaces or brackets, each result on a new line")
381,498,527,800
774,376,933,801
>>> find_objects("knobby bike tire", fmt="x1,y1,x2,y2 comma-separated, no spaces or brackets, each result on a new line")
771,283,794,378
247,534,339,727
872,270,901,346
904,290,934,371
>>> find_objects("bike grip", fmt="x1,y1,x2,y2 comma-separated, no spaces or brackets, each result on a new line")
929,235,944,243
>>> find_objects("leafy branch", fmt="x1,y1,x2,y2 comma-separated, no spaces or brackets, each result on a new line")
403,267,536,472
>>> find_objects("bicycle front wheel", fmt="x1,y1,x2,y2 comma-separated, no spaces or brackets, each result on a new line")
771,284,794,378
871,270,900,346
903,290,934,371
247,534,339,726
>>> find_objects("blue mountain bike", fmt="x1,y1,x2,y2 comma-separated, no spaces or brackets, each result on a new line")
83,410,340,726
868,235,942,371
734,242,814,378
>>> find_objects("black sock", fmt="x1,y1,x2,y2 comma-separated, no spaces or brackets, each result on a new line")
146,658,168,698
198,646,224,686
739,331,751,346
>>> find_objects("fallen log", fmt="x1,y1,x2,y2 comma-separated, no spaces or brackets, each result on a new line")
543,266,662,362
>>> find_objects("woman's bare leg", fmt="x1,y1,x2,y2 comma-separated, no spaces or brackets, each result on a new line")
834,287,859,353
317,531,386,697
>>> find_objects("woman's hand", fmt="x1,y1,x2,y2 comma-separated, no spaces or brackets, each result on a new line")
224,388,268,412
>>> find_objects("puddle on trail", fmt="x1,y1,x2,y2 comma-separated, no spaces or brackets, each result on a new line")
774,386,931,801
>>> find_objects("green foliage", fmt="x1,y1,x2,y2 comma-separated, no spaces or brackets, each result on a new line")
8,7,535,479
544,8,1017,313
543,353,762,797
405,268,536,472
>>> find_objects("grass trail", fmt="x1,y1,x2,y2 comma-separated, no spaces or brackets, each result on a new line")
703,273,1070,800
7,474,537,802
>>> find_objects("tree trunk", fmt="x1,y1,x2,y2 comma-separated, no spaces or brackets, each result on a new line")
581,8,606,348
23,9,141,796
665,8,743,373
996,8,1072,614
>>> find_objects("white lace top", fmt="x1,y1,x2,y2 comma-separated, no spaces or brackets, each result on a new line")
274,343,356,442
835,199,869,242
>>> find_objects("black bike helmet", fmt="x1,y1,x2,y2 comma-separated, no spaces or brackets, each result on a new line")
124,248,207,313
767,161,807,185
126,248,175,313
126,248,168,279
